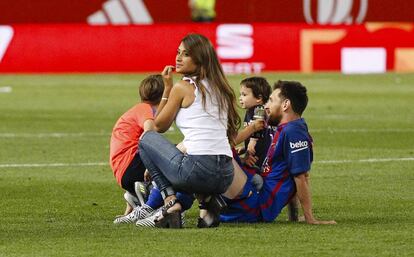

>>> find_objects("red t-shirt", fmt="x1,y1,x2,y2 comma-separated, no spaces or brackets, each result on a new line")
109,103,154,185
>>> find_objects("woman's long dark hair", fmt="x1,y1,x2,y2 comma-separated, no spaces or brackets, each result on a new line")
181,33,241,145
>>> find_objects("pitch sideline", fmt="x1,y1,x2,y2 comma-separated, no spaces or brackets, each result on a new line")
0,157,413,168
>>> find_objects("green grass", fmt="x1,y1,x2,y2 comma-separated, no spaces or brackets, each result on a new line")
0,73,413,257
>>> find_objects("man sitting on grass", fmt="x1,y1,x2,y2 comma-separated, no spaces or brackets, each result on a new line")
221,80,336,225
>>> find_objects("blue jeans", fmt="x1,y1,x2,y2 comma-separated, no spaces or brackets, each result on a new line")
139,131,234,199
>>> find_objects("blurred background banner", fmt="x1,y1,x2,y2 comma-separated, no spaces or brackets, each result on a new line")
0,23,413,73
0,0,413,73
1,0,412,24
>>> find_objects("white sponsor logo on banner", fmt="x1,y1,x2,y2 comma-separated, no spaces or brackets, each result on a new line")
216,24,253,59
216,24,264,74
303,0,368,25
87,0,153,25
0,26,13,63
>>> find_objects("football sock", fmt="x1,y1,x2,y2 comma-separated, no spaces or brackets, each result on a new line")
145,188,163,209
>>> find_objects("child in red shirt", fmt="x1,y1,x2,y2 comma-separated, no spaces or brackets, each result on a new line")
110,75,164,215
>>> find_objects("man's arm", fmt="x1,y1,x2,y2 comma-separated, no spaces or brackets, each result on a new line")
287,194,300,222
294,172,336,225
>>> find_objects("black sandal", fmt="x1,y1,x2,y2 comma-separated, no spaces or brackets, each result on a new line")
197,194,227,228
155,199,182,229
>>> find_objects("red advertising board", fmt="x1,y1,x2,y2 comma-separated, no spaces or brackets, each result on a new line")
0,0,413,24
0,23,413,73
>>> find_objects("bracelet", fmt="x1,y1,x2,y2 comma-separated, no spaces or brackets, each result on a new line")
161,97,168,101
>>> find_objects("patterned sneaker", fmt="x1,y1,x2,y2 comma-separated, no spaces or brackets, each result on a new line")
136,208,186,228
113,204,155,224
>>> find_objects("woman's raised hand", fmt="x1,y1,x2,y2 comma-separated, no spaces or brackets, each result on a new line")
161,65,175,88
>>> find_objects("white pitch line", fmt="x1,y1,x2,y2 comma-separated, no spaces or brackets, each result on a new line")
0,128,410,138
0,162,107,168
0,132,110,138
310,128,414,133
0,128,176,138
0,157,413,169
0,86,12,93
315,157,414,164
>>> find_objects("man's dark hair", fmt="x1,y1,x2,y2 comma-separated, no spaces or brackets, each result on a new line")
240,77,271,104
139,75,164,105
273,80,308,115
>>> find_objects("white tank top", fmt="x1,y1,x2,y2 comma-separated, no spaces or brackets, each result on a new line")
175,77,232,157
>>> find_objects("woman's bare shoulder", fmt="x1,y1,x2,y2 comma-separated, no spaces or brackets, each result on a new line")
173,79,195,93
174,79,193,88
173,79,196,107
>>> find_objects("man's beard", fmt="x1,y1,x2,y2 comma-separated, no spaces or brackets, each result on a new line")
267,114,281,126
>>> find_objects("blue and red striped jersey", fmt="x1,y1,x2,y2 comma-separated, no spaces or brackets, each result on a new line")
221,118,313,222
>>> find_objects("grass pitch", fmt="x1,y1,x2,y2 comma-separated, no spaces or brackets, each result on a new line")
0,73,413,257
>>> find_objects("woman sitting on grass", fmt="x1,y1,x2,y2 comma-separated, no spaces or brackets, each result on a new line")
139,33,240,228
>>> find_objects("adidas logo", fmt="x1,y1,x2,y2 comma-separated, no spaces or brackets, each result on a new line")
87,0,153,25
138,183,146,193
0,26,13,63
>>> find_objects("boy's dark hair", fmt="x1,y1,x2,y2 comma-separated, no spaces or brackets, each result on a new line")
240,77,271,104
139,75,164,105
273,80,308,115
